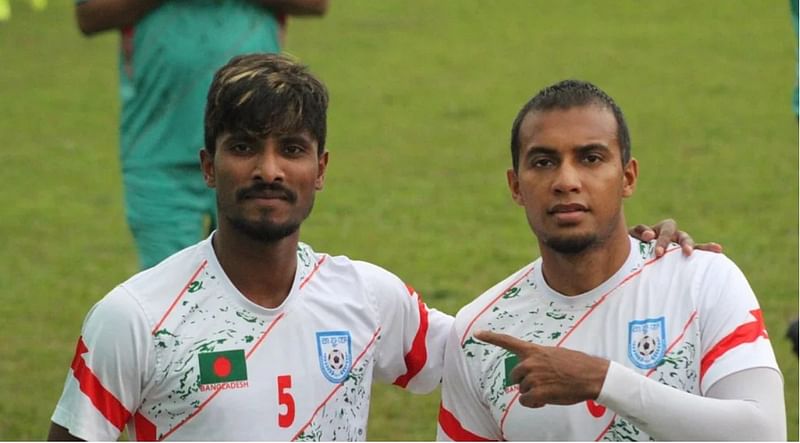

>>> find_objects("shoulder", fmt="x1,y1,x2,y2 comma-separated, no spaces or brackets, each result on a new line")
124,240,210,299
306,244,407,292
635,238,739,280
454,260,538,339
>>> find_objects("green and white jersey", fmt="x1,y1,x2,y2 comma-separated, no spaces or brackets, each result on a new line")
116,0,282,169
52,235,451,441
438,237,778,441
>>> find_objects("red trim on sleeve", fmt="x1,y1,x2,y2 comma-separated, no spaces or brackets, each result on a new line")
70,337,132,432
700,309,768,379
393,286,430,388
134,411,157,441
438,404,494,441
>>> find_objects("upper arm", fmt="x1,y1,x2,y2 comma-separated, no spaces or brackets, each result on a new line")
697,255,779,392
366,265,452,393
437,325,499,441
50,288,152,440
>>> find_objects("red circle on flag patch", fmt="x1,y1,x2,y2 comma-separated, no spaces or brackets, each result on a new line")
213,356,232,378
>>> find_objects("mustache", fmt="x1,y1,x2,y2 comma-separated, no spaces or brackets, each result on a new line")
236,182,297,203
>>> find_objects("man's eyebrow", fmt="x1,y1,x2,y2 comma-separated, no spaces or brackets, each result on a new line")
524,146,559,158
276,134,313,145
575,143,610,153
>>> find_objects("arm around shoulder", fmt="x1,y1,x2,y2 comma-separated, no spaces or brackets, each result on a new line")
75,0,162,36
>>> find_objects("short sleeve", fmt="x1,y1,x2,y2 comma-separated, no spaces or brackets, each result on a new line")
364,264,452,394
696,254,779,393
437,325,499,441
51,286,154,440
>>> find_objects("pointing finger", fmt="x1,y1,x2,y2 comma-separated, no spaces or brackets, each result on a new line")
474,330,532,354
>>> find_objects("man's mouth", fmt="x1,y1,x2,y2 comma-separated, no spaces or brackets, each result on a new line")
548,203,588,214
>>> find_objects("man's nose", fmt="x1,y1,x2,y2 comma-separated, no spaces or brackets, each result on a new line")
551,163,581,194
252,148,285,182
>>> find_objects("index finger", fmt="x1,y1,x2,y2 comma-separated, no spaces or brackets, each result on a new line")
474,330,532,354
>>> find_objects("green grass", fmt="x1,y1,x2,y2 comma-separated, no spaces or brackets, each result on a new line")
1,0,797,440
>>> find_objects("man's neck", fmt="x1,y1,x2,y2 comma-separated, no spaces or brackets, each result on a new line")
539,225,631,297
212,225,299,309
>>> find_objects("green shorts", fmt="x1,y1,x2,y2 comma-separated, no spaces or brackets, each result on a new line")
123,164,217,269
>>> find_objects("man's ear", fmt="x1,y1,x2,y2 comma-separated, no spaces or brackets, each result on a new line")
622,157,638,198
507,168,524,206
315,150,329,190
200,149,216,188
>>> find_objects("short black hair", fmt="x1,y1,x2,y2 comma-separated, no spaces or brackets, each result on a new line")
204,53,328,156
510,79,630,171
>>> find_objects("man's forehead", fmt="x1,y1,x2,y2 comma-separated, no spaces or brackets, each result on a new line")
219,129,317,144
519,105,618,148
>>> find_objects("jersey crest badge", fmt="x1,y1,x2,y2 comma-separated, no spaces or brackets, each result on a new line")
628,317,666,369
316,331,352,383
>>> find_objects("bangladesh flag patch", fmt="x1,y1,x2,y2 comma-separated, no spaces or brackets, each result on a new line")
503,353,519,388
199,349,248,385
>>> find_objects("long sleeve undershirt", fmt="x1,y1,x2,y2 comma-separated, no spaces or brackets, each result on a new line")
597,363,786,441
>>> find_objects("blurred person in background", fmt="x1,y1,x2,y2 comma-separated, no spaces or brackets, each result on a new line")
74,0,328,269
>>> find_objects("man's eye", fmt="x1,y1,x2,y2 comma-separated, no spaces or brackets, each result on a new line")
284,145,304,155
532,158,555,168
583,154,603,164
231,143,252,154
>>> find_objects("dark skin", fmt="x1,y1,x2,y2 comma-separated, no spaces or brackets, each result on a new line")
479,105,723,410
75,0,328,36
47,121,720,441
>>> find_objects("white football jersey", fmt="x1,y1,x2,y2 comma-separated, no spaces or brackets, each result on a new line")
52,235,451,441
438,237,779,441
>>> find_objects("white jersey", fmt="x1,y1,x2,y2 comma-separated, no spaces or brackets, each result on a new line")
438,236,779,441
52,235,451,441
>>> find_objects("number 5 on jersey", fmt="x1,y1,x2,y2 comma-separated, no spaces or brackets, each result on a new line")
278,375,295,428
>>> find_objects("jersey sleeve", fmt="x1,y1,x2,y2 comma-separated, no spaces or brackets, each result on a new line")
364,264,452,394
696,254,780,393
51,286,154,440
437,325,499,441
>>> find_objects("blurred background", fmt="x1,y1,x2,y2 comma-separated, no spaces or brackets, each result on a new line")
0,0,797,440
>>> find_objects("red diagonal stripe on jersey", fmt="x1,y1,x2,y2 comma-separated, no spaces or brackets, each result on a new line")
158,312,286,440
646,310,698,377
499,246,682,435
700,309,768,380
299,255,327,290
393,285,429,388
151,260,208,335
134,411,156,441
70,337,131,432
461,265,537,345
438,404,494,441
292,327,382,441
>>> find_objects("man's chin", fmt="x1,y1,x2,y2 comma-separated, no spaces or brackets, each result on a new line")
229,217,300,243
542,233,598,255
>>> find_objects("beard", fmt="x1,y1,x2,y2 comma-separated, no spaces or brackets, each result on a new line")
227,214,302,243
221,181,314,243
541,232,598,255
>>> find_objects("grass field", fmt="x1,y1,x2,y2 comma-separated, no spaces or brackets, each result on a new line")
1,0,797,440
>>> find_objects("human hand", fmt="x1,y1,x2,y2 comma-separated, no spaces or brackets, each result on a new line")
629,218,723,257
474,330,609,408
